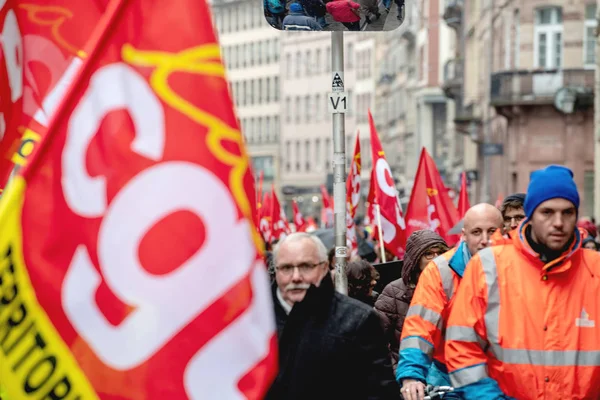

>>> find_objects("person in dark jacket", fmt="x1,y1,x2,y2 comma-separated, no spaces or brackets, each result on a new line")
298,0,328,27
347,259,380,306
282,3,323,30
374,230,448,373
266,232,400,400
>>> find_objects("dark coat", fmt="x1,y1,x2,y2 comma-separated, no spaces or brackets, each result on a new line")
373,278,414,373
266,273,400,400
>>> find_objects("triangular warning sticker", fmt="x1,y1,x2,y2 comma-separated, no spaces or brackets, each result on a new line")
332,73,344,89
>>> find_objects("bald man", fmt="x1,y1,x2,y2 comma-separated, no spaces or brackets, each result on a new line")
397,204,504,400
462,203,504,255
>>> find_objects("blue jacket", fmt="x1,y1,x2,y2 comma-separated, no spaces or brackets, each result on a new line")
282,11,323,30
396,242,471,387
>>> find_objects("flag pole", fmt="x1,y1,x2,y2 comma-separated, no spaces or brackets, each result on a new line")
330,30,348,295
375,204,386,263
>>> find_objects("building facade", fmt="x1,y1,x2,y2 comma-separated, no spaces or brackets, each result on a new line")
374,0,465,205
279,32,376,219
448,0,595,213
211,0,282,197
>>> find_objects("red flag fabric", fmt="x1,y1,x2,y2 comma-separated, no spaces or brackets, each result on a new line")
0,1,99,191
256,170,264,220
0,1,277,398
368,110,406,259
405,148,460,244
457,171,471,218
259,191,273,243
345,132,361,255
292,199,307,232
320,184,334,228
270,186,290,242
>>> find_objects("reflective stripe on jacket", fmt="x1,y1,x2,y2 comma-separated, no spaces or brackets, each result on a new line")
396,247,459,383
445,223,600,399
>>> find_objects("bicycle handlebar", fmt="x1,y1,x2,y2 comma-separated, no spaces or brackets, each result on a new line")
424,385,454,400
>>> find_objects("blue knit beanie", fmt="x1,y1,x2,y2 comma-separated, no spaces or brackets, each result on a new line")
290,3,303,12
524,165,579,219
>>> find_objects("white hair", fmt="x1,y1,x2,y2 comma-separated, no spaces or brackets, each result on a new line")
272,232,328,266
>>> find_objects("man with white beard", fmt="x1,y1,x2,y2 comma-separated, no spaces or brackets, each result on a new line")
266,232,400,400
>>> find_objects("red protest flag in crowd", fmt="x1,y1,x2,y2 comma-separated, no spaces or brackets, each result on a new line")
270,185,290,242
0,1,100,191
368,110,406,259
345,131,361,255
0,1,277,398
405,147,460,245
259,191,273,243
320,184,334,228
457,171,471,219
292,199,307,232
256,169,264,224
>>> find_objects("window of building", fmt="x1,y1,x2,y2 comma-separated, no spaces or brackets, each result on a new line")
585,4,597,66
347,42,354,68
305,95,311,123
306,49,311,75
315,49,321,74
295,96,301,123
534,7,562,69
286,141,291,171
315,94,321,121
273,116,279,140
295,140,301,171
265,116,271,141
266,77,271,102
273,40,280,61
241,81,247,106
252,156,275,180
286,97,292,122
315,138,321,167
326,46,331,71
258,79,263,103
295,51,302,77
274,76,280,101
305,140,310,171
286,53,292,78
257,117,263,143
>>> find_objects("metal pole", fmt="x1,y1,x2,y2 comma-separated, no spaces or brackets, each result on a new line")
594,0,600,220
331,31,348,295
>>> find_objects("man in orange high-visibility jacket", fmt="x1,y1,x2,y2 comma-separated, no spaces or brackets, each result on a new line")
397,203,503,400
445,165,600,399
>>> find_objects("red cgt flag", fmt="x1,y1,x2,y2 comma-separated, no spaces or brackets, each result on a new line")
0,1,99,190
368,110,406,259
0,1,277,399
320,184,333,228
405,148,460,245
270,185,290,242
457,171,471,218
292,199,307,232
346,132,361,255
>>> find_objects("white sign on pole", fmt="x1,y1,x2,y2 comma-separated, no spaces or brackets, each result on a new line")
328,92,348,114
331,71,344,92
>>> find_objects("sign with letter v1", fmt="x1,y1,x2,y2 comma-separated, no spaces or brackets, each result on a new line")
328,92,348,114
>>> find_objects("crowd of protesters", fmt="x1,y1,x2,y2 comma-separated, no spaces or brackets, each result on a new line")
263,164,600,399
264,0,405,31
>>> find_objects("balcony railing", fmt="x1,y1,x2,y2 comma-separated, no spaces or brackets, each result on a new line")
490,69,594,106
442,59,463,99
